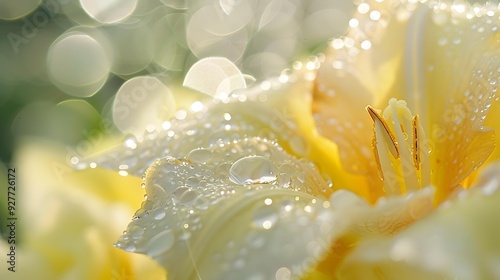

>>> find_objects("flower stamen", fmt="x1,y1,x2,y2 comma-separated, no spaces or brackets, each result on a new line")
368,99,431,196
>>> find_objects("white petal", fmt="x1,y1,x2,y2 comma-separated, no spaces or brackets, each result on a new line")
116,138,343,279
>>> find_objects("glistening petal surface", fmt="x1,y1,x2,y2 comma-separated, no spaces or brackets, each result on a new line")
115,138,345,279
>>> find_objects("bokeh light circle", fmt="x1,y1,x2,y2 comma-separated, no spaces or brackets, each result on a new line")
152,13,189,71
186,4,250,61
112,76,176,136
183,57,247,99
47,31,111,97
0,0,42,20
80,0,138,24
103,24,153,76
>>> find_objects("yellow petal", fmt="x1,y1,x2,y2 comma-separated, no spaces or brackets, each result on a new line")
66,169,144,209
423,8,499,202
269,73,373,200
312,0,427,201
16,140,144,210
483,98,500,166
337,162,500,280
314,0,500,203
10,141,165,280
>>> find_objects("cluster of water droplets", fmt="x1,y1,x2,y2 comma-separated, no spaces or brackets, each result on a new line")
71,66,315,177
65,65,345,278
114,137,338,279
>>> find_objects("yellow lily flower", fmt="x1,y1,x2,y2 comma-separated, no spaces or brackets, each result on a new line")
312,0,499,204
76,0,500,279
306,0,500,278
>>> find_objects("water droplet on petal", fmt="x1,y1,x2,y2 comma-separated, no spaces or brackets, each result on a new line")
179,189,199,205
123,243,136,252
229,156,277,185
277,173,292,188
154,211,166,220
187,148,213,163
173,186,191,200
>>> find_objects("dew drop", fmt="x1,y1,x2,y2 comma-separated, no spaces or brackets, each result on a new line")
185,176,200,188
229,156,277,185
277,173,292,188
133,208,147,219
144,229,175,257
140,199,153,210
173,186,191,200
179,189,199,205
123,243,136,252
154,211,166,220
279,163,296,174
187,148,213,163
215,162,232,178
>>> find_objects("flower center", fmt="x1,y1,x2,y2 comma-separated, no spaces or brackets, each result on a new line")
367,98,431,195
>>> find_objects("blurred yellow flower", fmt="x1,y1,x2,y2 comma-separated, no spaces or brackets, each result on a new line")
74,0,500,279
0,141,165,280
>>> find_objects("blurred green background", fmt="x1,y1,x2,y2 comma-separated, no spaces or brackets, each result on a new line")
0,0,355,165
